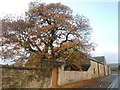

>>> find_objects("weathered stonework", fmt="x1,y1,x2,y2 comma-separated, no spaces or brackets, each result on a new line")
1,58,111,88
58,60,111,85
2,67,52,88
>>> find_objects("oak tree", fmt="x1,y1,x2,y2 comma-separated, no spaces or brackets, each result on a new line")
1,2,95,69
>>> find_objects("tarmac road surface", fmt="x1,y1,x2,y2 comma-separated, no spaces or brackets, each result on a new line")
108,73,120,90
111,77,118,88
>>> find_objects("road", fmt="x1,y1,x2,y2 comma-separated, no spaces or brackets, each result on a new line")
111,77,118,88
108,73,120,90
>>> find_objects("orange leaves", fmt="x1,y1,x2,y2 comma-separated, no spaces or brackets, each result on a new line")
2,2,95,68
41,25,54,32
26,52,41,67
61,41,79,49
48,3,71,13
11,20,32,30
44,53,53,59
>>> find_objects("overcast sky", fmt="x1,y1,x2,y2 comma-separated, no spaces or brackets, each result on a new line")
0,0,118,64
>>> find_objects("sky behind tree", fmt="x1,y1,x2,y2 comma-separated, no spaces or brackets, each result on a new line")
0,0,118,64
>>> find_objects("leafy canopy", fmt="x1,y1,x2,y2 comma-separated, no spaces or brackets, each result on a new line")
1,2,95,68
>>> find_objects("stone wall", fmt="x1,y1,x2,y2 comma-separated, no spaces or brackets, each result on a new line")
0,65,2,90
109,67,111,74
98,64,104,77
58,67,84,85
1,60,64,88
1,59,111,88
105,65,109,75
86,60,99,79
2,67,52,88
58,60,111,85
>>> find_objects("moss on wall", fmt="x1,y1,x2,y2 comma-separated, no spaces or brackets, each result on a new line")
2,68,52,88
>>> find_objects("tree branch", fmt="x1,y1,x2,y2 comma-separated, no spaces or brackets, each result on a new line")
60,32,73,45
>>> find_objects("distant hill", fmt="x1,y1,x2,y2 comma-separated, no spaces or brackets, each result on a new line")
107,63,119,67
108,63,119,71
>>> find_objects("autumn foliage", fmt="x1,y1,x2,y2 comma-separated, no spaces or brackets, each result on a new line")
1,2,95,69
